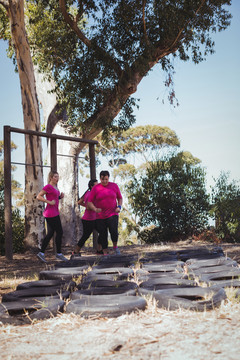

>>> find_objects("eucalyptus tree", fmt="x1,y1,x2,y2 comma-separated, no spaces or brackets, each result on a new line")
0,0,44,247
0,0,232,247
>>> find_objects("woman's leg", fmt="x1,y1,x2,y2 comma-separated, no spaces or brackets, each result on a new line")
54,215,63,254
40,217,56,253
76,220,95,250
96,219,108,254
107,215,119,246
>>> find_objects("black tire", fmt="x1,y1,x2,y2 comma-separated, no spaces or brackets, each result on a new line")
97,255,137,268
178,247,224,261
137,272,189,283
78,279,138,290
140,251,178,263
2,286,70,302
39,266,89,280
66,295,147,318
56,256,100,268
17,280,76,291
198,268,240,283
188,265,240,277
0,298,65,323
186,257,238,269
138,286,226,311
142,261,184,273
89,267,134,280
71,286,137,298
140,277,197,290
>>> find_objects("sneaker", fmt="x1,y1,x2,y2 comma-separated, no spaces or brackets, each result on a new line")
96,250,104,255
56,254,68,262
37,252,47,263
70,251,81,260
114,247,121,255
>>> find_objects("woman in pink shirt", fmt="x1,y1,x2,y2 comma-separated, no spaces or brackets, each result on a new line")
87,170,123,255
36,171,68,263
72,179,100,257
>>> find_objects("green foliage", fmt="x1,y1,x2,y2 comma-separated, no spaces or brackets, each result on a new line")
127,151,210,243
210,172,240,242
1,0,231,132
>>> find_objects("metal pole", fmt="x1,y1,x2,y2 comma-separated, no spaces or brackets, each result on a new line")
89,143,96,179
89,143,98,249
4,126,13,260
50,138,57,171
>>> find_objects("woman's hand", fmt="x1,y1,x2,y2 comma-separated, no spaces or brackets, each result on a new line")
60,192,64,199
48,200,56,205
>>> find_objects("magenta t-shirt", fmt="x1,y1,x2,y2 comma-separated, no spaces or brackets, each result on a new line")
88,182,122,219
42,184,60,218
82,191,96,221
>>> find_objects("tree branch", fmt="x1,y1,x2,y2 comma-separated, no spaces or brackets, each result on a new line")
166,0,207,52
59,0,91,47
59,0,123,77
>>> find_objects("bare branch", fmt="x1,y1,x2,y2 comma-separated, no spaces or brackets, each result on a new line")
59,0,91,47
59,0,123,77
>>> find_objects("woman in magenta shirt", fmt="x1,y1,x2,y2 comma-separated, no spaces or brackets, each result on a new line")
87,170,123,255
72,179,99,256
36,171,68,263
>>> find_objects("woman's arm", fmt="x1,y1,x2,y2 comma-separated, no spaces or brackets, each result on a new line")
78,197,86,207
87,201,102,213
37,190,55,205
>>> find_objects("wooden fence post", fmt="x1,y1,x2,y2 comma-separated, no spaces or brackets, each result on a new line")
4,126,13,260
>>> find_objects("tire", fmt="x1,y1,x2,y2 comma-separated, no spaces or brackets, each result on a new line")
198,268,240,283
178,247,224,261
138,286,226,311
39,266,89,280
17,280,76,291
89,267,134,280
97,255,137,268
137,272,189,283
142,261,184,273
66,295,147,318
56,256,100,268
2,286,70,302
140,277,197,290
78,279,138,291
0,298,65,323
140,251,178,263
71,286,137,298
186,257,238,269
188,265,240,277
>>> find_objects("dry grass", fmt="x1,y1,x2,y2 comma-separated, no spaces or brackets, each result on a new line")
1,241,240,359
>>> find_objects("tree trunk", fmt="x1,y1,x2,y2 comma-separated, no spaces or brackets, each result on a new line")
34,69,82,246
8,0,44,248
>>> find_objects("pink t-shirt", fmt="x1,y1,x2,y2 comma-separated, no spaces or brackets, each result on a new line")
82,191,96,221
42,184,60,218
88,182,122,219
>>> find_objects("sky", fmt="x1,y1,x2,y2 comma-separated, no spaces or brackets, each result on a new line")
0,0,240,193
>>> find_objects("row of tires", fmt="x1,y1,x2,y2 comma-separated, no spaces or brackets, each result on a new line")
1,247,239,325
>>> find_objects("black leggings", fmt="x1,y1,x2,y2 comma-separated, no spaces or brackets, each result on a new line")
96,215,119,250
77,220,96,248
40,215,63,253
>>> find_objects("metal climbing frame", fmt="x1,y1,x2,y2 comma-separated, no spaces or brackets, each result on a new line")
3,125,98,260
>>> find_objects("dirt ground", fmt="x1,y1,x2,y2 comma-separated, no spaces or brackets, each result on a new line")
1,240,240,360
